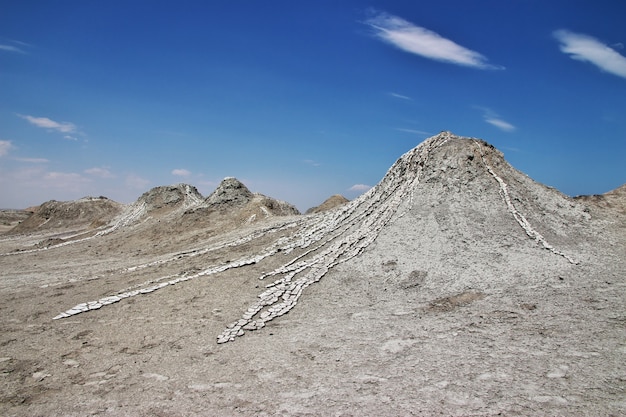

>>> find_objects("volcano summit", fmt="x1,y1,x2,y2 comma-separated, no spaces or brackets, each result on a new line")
0,132,624,416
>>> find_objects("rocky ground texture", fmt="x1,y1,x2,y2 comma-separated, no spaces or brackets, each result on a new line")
0,132,624,416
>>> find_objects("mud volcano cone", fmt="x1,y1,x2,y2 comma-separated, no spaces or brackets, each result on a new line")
217,131,587,342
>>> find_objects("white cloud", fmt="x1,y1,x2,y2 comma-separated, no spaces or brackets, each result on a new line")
303,159,321,167
44,172,82,180
171,168,191,177
349,184,372,192
85,167,114,178
0,140,14,157
485,118,516,132
475,106,516,132
364,11,502,69
14,157,49,163
554,29,626,79
0,166,102,207
43,171,90,188
126,174,150,190
18,114,77,133
395,128,431,135
389,92,412,100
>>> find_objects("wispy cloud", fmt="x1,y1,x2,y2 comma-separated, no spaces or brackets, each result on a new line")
14,157,49,163
0,39,30,54
0,44,26,54
364,11,502,69
476,107,516,132
43,171,90,188
1,140,51,162
395,128,431,135
85,167,114,178
485,118,516,132
0,140,14,157
349,184,371,192
7,166,45,183
389,92,412,100
172,168,191,177
0,166,100,207
501,146,522,153
303,159,321,167
554,29,626,79
18,114,77,134
126,174,150,190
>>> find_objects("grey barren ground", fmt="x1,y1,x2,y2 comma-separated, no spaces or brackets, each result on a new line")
0,132,624,416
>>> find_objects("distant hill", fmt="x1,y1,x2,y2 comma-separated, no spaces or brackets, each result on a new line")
575,183,626,216
136,183,205,216
0,209,32,234
7,196,123,235
1,179,299,249
305,194,349,214
203,177,300,220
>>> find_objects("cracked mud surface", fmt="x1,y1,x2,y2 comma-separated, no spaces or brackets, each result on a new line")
1,133,624,416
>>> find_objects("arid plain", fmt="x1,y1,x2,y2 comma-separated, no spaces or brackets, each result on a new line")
1,133,624,416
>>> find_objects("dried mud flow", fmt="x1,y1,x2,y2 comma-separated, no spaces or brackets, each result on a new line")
1,132,624,416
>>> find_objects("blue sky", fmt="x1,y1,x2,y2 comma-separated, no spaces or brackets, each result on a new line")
1,1,625,211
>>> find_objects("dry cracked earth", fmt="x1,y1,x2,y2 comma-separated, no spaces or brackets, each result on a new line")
0,132,625,416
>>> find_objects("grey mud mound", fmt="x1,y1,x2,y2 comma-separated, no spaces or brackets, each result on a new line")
305,194,350,214
205,177,254,208
137,184,204,215
245,193,300,217
0,209,32,234
202,177,299,221
8,196,124,235
0,132,624,416
576,183,626,217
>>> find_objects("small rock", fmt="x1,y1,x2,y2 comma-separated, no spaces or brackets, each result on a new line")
32,371,51,381
188,383,212,391
547,365,568,378
435,380,449,388
143,373,169,381
63,359,80,367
